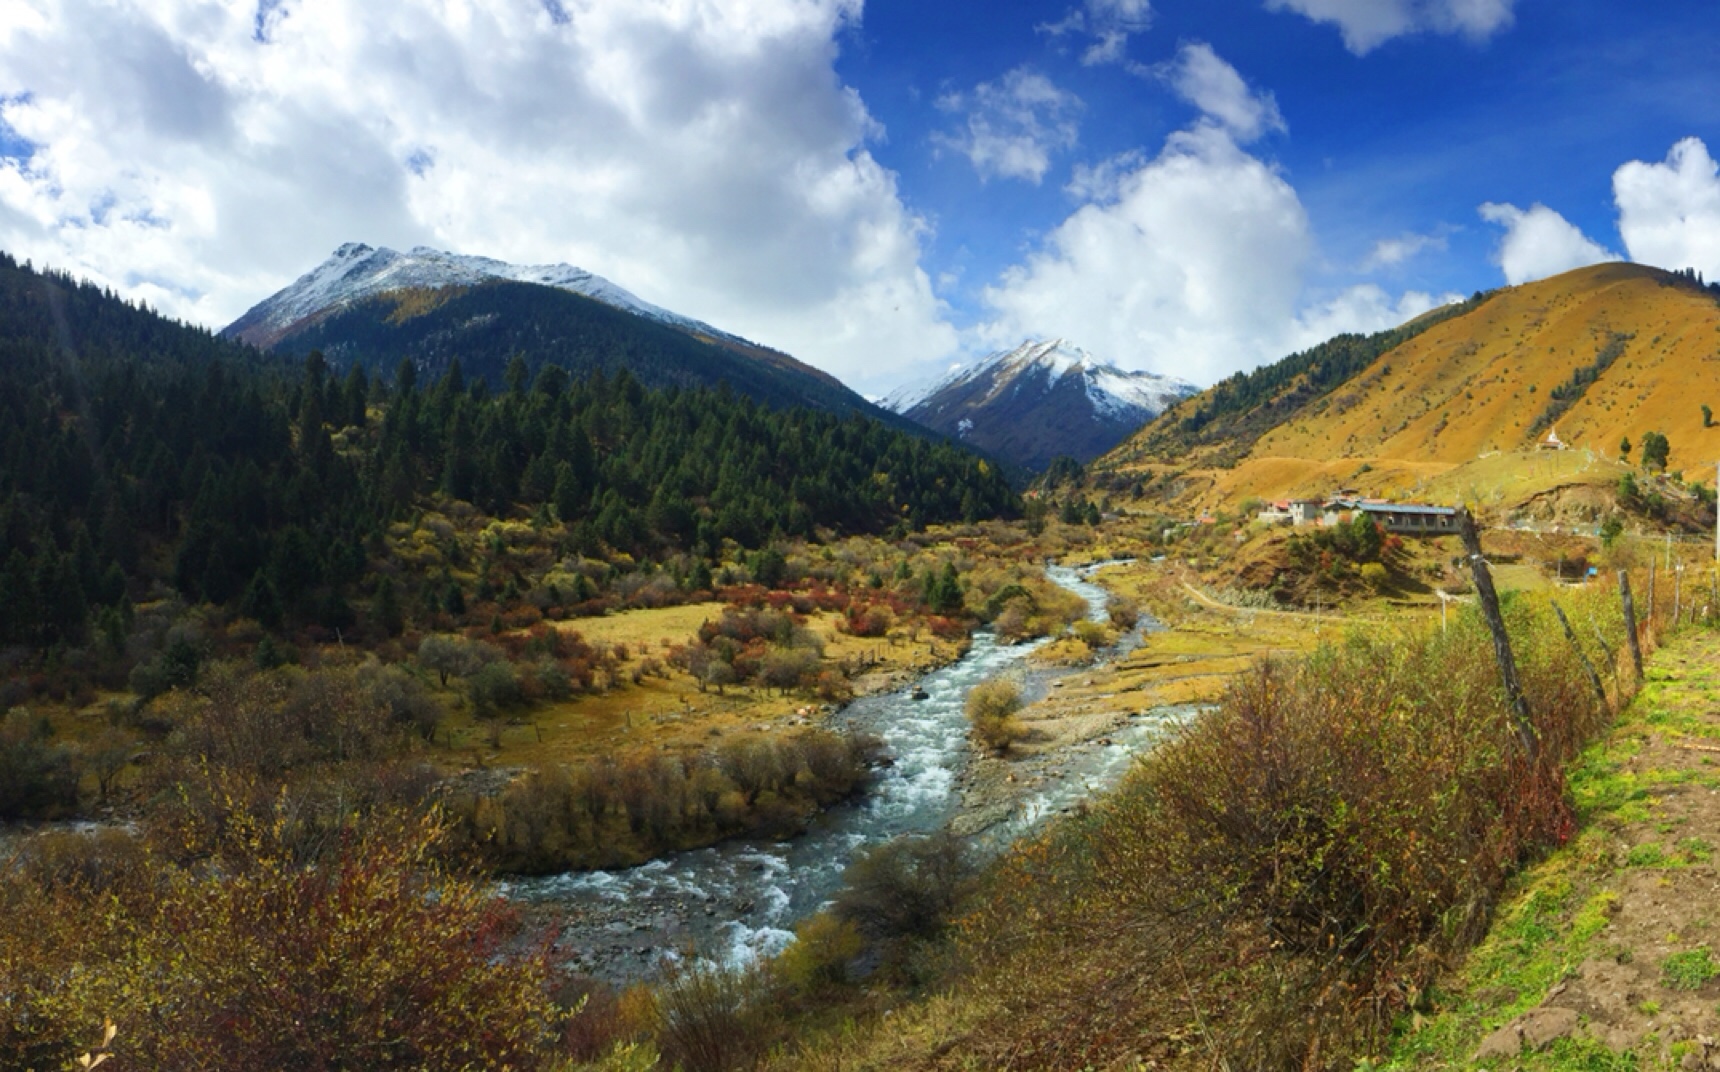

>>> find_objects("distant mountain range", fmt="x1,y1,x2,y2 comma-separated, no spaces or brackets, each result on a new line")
884,339,1197,472
222,244,897,424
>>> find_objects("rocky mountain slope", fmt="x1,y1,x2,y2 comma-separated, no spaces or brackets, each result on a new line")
886,339,1197,472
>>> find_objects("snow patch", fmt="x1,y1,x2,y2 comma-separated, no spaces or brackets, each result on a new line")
227,244,746,346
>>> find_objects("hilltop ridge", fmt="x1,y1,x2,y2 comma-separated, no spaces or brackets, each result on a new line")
1095,263,1720,511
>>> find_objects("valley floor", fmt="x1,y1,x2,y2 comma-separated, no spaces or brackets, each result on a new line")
1383,629,1720,1069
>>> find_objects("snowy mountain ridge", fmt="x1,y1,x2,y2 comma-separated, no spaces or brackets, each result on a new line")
885,339,1195,422
224,243,742,348
884,338,1197,471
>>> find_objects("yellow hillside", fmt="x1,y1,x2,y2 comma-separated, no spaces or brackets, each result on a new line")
1103,263,1720,510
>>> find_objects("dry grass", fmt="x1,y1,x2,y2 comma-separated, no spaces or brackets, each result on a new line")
1101,263,1720,516
763,577,1634,1071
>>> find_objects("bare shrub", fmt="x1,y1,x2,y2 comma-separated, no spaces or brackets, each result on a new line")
653,964,768,1072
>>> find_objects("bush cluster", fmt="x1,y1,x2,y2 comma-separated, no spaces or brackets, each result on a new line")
943,588,1629,1069
446,729,881,873
0,797,563,1071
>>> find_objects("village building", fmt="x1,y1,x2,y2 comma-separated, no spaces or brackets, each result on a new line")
1257,494,1458,535
1354,501,1458,534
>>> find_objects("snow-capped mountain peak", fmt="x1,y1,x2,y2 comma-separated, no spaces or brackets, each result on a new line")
882,338,1198,471
224,243,743,349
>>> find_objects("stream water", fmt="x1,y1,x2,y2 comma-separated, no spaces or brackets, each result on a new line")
504,563,1188,981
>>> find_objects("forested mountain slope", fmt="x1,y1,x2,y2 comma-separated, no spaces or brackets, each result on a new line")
226,245,910,428
0,251,1017,650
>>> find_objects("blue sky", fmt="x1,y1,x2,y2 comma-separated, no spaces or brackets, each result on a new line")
837,0,1720,384
2,0,1719,393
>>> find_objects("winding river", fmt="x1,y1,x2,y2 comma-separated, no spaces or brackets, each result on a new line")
505,564,1186,981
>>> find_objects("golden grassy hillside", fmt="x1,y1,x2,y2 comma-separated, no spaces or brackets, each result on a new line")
1101,263,1720,510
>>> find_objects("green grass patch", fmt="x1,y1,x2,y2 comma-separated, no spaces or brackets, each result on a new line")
1624,842,1667,868
1661,947,1719,991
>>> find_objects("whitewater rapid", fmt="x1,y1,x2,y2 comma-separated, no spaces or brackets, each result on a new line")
503,564,1184,980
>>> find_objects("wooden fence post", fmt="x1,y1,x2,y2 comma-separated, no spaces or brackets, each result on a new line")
1458,509,1538,761
1553,600,1609,709
1674,566,1683,628
1619,570,1644,683
1646,562,1657,642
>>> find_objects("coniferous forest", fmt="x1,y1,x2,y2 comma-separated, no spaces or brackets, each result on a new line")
0,251,1018,655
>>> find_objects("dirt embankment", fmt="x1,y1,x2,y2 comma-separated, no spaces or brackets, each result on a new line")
1387,629,1720,1068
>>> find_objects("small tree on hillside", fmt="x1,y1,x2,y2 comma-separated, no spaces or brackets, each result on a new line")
1640,431,1671,472
417,634,488,688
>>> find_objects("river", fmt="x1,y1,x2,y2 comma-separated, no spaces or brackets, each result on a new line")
503,563,1188,981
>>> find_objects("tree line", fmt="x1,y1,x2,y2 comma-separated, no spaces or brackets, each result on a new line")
0,251,1018,654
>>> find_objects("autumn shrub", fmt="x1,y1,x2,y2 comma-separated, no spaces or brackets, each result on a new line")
841,603,893,638
0,708,78,820
774,912,866,995
652,963,770,1072
0,795,563,1071
467,660,525,716
450,729,879,873
1105,594,1140,630
940,589,1627,1069
965,677,1026,753
831,831,974,979
1071,619,1114,651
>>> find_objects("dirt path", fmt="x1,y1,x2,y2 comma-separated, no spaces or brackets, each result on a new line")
1385,628,1720,1069
1178,580,1334,621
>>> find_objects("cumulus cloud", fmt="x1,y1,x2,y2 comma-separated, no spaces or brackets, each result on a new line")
1614,137,1720,280
1039,0,1154,66
1265,0,1516,54
1361,230,1448,270
1290,284,1455,349
0,0,956,388
976,98,1450,385
933,67,1083,184
1155,42,1285,143
1065,149,1148,203
980,124,1311,384
1478,201,1619,284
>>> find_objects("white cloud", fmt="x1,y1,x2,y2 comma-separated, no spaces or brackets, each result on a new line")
1065,149,1148,203
933,67,1082,185
1478,201,1619,284
1614,137,1720,280
1361,230,1447,270
976,107,1450,386
1040,0,1154,66
1265,0,1516,54
977,125,1304,383
0,0,956,388
1155,42,1285,143
1290,284,1455,349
